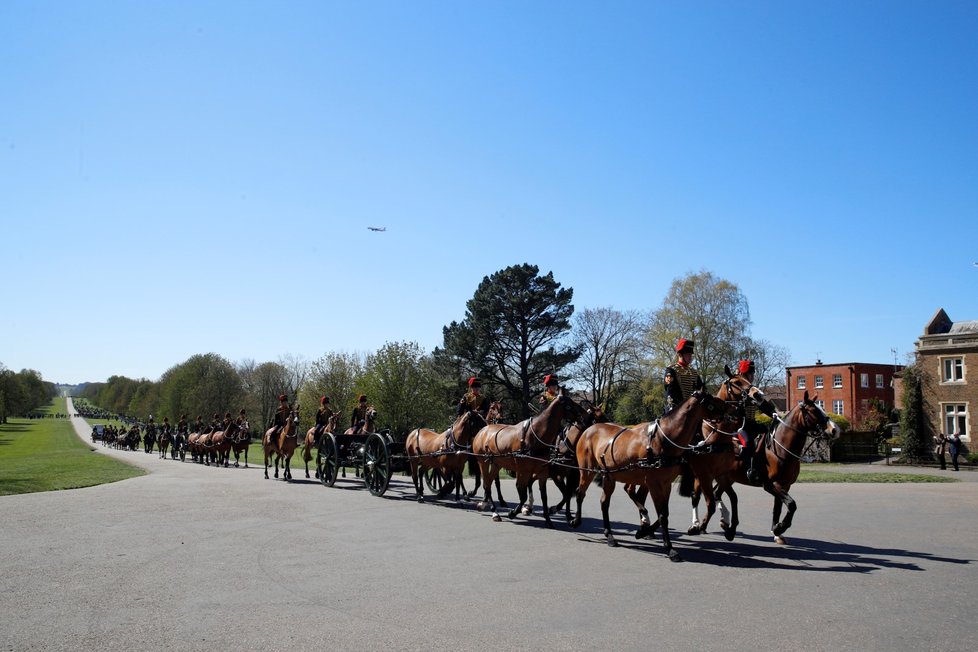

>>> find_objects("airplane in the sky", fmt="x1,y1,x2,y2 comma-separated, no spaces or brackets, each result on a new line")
368,226,386,232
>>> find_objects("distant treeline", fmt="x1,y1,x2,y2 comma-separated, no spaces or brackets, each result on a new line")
0,365,57,423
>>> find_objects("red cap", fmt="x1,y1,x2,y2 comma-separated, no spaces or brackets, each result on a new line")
278,394,287,402
738,359,755,375
544,374,558,387
468,377,481,388
676,338,694,353
320,396,328,405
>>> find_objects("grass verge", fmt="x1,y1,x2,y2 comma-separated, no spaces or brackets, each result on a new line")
0,397,144,496
797,469,956,483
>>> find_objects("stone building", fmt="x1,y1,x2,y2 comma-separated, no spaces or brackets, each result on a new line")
915,308,977,445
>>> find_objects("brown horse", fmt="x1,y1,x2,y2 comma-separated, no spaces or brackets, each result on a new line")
471,389,587,527
228,422,251,468
679,368,778,537
570,390,730,560
712,391,839,544
465,401,507,506
157,428,173,459
302,413,339,478
405,410,487,503
264,409,300,480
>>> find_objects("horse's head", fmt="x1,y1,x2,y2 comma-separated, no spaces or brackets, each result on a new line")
719,364,777,418
365,407,378,429
550,388,588,426
692,388,733,422
486,401,503,424
796,391,840,442
327,413,339,432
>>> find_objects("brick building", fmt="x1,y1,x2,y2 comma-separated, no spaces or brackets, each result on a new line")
915,308,977,444
785,361,902,425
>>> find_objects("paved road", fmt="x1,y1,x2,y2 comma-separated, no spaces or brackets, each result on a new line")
1,399,975,651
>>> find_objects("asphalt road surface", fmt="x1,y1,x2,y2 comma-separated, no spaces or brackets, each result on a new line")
1,399,975,651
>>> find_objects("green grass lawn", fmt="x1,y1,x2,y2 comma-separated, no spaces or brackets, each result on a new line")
0,397,144,496
796,468,956,483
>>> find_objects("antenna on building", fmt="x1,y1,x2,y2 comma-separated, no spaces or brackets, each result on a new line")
891,347,898,366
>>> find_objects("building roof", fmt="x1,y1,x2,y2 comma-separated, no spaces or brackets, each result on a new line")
785,362,903,370
949,320,978,334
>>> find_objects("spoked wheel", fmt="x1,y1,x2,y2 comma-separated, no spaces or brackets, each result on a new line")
424,467,446,494
318,433,339,487
362,432,391,496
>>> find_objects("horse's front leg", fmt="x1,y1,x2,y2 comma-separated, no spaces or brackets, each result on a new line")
649,480,681,562
600,477,619,547
716,482,740,541
411,462,424,503
537,477,555,528
767,481,796,544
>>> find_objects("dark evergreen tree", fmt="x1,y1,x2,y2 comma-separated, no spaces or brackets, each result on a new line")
438,264,579,420
899,363,929,462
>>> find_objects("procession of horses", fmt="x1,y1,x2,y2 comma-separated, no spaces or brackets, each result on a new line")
87,366,839,562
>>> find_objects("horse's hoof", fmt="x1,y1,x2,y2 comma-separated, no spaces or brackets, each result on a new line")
417,497,425,503
687,524,702,536
635,524,654,540
507,510,518,520
569,518,581,529
606,537,619,548
491,513,502,522
476,502,486,512
774,534,787,545
520,506,532,516
548,506,560,515
668,550,683,563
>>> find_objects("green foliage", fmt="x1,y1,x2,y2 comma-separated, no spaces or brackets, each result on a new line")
0,398,143,495
0,363,56,423
899,363,930,462
300,352,364,428
827,412,850,432
966,452,978,465
439,263,578,421
157,353,244,424
358,341,448,435
646,270,752,389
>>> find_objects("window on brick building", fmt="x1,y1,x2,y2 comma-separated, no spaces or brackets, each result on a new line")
860,373,869,388
814,375,823,389
832,399,844,415
815,399,825,411
942,357,965,383
833,374,843,388
876,374,884,388
943,403,968,438
797,376,806,390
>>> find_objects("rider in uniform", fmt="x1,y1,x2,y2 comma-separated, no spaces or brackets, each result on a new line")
735,359,779,484
663,338,704,415
350,395,369,434
313,396,333,446
457,377,490,419
539,374,560,404
193,415,204,433
269,394,290,442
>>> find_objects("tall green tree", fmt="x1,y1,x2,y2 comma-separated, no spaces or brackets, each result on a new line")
299,351,365,428
439,263,578,420
899,363,929,461
646,270,752,389
155,354,243,423
358,341,445,435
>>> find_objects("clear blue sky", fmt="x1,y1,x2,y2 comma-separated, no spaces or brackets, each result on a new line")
2,1,976,385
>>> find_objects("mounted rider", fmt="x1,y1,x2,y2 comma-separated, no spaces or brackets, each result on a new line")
663,338,704,416
177,414,188,436
193,415,204,433
269,394,290,441
539,374,560,404
734,359,779,484
457,377,490,419
350,395,369,434
313,396,333,446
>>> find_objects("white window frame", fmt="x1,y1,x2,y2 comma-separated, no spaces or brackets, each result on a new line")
942,403,968,439
876,374,884,388
832,399,844,415
797,376,806,390
815,399,825,411
941,357,965,384
860,373,869,388
833,374,843,389
814,375,824,389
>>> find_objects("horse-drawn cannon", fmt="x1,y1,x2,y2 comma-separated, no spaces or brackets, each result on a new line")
316,429,409,496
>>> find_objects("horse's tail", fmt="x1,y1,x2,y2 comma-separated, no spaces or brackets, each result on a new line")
678,461,695,498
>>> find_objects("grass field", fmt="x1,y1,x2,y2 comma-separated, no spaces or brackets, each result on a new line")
796,468,956,483
0,397,144,496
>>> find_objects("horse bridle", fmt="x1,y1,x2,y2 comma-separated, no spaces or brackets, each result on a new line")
769,403,833,461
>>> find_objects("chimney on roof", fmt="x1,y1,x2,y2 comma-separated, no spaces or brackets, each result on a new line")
816,359,822,365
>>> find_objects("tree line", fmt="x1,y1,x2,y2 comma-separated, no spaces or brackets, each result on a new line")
78,264,789,434
0,364,57,423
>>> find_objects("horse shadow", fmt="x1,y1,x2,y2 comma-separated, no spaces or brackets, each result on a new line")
573,525,973,572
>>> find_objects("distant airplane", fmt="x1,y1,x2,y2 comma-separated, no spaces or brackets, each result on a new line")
368,226,386,232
